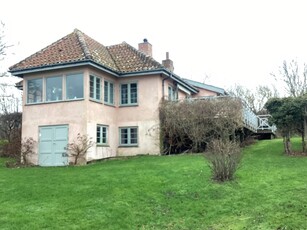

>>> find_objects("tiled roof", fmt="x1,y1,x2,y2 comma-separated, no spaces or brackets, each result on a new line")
9,29,163,74
107,42,163,73
183,79,226,95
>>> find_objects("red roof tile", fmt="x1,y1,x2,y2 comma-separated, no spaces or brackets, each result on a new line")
9,29,163,74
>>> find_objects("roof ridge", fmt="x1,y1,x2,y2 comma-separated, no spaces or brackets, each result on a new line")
74,29,92,59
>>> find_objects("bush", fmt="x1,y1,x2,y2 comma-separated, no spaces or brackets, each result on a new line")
205,139,242,182
5,137,36,167
66,133,94,165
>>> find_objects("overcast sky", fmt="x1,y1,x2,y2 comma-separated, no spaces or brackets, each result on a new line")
2,0,307,91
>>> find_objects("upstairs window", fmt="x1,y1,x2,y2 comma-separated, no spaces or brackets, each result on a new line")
119,127,138,146
89,75,101,101
104,80,114,105
120,83,138,105
66,73,84,100
168,86,177,101
27,78,43,103
97,125,108,145
46,76,62,102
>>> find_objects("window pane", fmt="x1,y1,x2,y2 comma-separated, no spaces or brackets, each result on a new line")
121,84,128,104
66,73,83,99
27,78,43,103
104,81,109,103
130,128,138,144
102,127,107,144
120,128,128,144
96,126,101,143
130,83,137,104
46,76,62,102
96,77,101,100
110,83,114,104
90,75,94,99
168,86,172,100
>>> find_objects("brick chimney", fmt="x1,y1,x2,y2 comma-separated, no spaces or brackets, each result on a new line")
162,52,174,72
138,38,152,57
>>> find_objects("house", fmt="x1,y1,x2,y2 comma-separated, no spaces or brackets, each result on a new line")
9,29,225,166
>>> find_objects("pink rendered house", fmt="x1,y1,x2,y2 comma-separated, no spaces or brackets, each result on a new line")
9,29,225,166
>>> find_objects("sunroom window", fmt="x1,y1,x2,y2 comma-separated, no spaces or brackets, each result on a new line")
46,76,62,102
66,73,84,100
27,78,43,103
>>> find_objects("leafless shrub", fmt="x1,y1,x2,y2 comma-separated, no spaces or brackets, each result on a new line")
205,139,242,182
159,97,243,154
5,137,36,168
20,137,36,164
66,133,94,165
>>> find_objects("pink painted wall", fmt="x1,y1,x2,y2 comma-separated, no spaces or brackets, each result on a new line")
21,67,167,164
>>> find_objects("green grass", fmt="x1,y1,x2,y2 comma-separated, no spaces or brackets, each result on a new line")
0,138,306,229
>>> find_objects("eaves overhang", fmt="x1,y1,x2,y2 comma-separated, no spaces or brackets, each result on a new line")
9,60,120,78
9,62,198,94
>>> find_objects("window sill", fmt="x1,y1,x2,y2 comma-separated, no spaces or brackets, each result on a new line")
89,98,102,104
97,144,109,147
118,145,139,148
26,98,84,105
104,102,116,107
119,104,138,108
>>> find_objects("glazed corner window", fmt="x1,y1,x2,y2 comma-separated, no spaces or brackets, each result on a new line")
168,86,177,101
120,83,137,105
27,78,43,103
66,73,84,100
90,75,101,101
46,76,62,102
97,125,108,145
104,81,114,105
119,127,138,146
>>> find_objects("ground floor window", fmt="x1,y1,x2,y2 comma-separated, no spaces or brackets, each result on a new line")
119,127,138,146
97,125,108,145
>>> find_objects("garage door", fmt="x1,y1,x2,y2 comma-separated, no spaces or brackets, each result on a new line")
39,125,68,166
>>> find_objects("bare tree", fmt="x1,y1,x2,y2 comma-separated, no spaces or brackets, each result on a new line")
227,84,278,114
272,59,307,97
0,21,11,78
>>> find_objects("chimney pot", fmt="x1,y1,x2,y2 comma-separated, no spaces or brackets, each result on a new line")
138,39,152,56
162,52,174,72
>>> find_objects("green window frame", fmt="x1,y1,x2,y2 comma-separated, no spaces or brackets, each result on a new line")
119,127,138,146
168,85,177,101
120,83,138,105
97,125,108,145
90,75,101,101
27,78,43,103
104,80,114,105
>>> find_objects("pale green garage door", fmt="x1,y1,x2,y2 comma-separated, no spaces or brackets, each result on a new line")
39,125,68,166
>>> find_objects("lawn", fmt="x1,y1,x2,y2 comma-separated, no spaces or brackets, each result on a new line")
0,138,306,229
